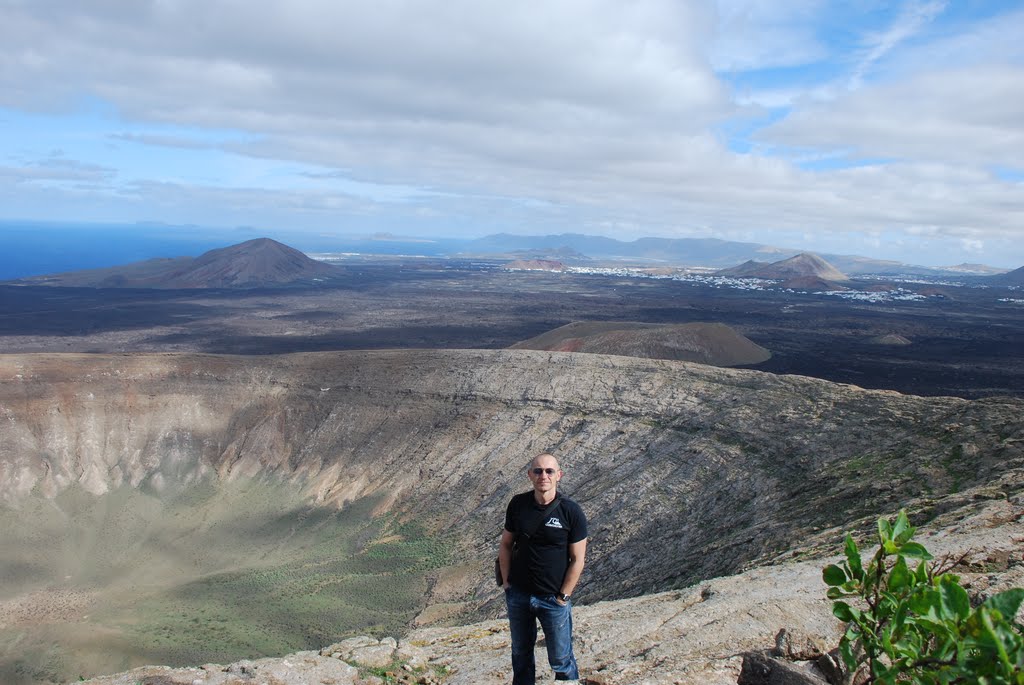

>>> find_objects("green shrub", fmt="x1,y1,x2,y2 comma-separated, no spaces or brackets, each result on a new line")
823,510,1024,684
356,658,447,684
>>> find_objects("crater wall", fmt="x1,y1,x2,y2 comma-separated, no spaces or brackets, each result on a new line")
2,350,1022,604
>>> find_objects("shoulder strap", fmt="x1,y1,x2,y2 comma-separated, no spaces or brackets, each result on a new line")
522,496,561,539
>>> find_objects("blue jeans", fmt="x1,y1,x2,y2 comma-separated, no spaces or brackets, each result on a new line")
505,585,579,684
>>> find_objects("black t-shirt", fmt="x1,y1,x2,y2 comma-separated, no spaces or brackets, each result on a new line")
504,491,588,596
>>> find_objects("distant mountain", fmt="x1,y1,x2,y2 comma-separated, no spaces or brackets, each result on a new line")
11,238,340,288
989,265,1024,286
820,254,913,276
466,232,994,276
511,321,772,367
172,238,340,287
716,252,848,281
466,233,789,267
942,263,1010,275
714,259,767,277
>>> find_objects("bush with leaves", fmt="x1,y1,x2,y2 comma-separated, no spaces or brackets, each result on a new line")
822,510,1024,684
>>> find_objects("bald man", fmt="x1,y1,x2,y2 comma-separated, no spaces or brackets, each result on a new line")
498,453,588,684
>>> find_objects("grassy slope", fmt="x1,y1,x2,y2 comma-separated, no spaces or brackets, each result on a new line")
0,481,449,684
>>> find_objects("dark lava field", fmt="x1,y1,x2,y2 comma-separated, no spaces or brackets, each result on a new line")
1,257,1021,399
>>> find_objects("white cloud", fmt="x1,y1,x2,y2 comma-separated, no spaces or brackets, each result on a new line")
864,4,1024,79
1,1,726,125
959,237,984,254
710,0,828,72
109,133,221,150
762,65,1024,167
0,157,114,183
0,1,1022,266
0,1,731,188
847,0,947,90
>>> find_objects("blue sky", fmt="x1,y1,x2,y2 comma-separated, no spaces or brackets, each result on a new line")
1,0,1022,267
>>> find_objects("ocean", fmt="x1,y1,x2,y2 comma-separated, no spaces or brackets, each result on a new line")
0,221,257,280
0,220,480,280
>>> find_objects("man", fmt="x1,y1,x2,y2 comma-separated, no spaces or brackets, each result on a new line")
498,452,588,684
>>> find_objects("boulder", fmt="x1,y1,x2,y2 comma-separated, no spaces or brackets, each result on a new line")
738,651,827,685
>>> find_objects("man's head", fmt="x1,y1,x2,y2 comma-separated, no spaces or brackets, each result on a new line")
527,452,562,498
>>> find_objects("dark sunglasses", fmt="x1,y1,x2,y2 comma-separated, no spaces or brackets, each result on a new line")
531,467,558,475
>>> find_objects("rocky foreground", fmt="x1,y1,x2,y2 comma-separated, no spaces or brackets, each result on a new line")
80,495,1023,685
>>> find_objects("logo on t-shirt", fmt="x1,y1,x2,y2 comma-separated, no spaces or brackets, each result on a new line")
544,517,563,529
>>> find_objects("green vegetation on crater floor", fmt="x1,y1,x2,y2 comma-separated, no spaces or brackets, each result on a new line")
0,481,450,685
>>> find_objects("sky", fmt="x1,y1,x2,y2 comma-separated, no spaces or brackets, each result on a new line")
1,0,1022,267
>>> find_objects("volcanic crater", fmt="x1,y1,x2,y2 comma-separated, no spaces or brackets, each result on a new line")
1,350,1022,683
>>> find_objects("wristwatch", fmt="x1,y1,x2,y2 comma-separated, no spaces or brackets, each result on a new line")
557,592,571,602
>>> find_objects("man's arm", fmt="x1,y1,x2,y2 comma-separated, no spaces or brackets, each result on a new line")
498,529,516,589
557,538,587,604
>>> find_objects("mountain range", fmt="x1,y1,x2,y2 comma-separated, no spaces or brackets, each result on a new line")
463,233,1015,277
467,232,789,267
5,234,1021,289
